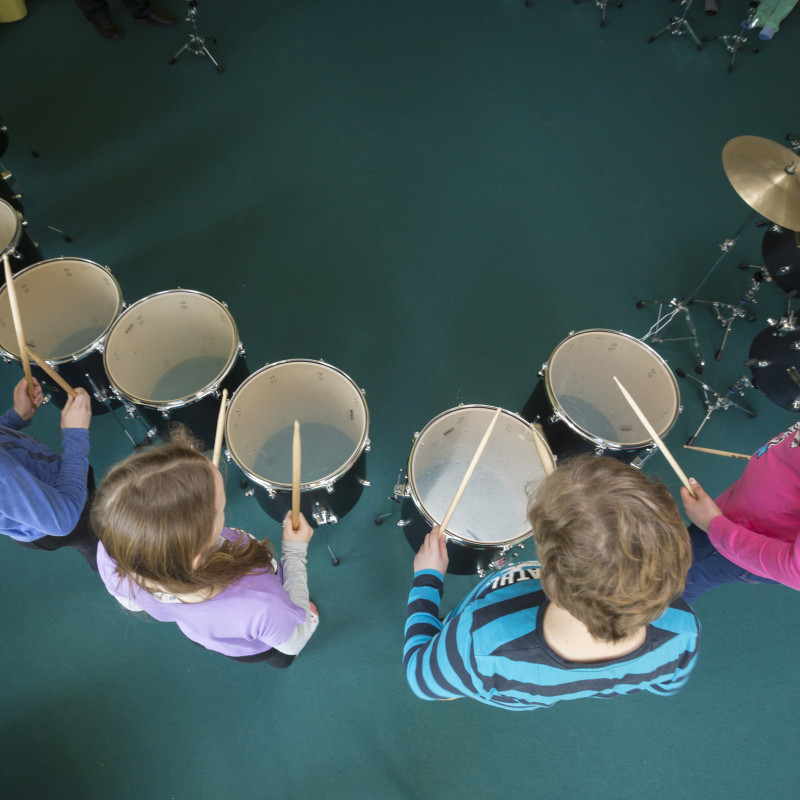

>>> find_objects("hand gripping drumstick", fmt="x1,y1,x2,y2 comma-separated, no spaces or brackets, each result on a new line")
25,346,76,398
613,376,696,499
683,444,750,461
292,420,301,531
3,255,35,405
439,407,502,536
211,388,228,468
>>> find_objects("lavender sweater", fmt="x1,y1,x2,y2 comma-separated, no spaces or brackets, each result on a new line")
0,408,90,542
97,527,311,657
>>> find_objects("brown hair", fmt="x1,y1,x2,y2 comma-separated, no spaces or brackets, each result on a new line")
91,426,276,598
528,456,691,643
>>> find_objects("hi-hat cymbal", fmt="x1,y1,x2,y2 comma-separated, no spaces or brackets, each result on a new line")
722,136,800,231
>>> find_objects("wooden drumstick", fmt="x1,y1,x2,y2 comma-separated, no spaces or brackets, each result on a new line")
292,420,301,531
3,254,35,405
530,423,555,476
211,388,228,467
25,346,76,398
439,407,502,536
683,444,750,461
613,376,696,498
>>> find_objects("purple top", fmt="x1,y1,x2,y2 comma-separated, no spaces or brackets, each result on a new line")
97,527,307,656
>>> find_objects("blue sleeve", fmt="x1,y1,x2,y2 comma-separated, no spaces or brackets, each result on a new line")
0,408,29,431
0,429,90,540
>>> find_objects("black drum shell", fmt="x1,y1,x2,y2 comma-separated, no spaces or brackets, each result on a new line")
748,327,800,411
245,449,368,528
762,226,800,296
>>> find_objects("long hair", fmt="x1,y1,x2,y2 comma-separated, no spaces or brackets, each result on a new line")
528,456,691,643
91,427,276,598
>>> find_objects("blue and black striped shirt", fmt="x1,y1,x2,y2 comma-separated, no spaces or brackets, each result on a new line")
404,563,699,710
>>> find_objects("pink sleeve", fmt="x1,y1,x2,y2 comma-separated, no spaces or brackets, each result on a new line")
708,516,800,590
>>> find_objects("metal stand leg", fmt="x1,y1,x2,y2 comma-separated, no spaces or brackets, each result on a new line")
574,0,623,27
648,0,704,50
168,0,223,74
675,368,756,445
701,0,761,72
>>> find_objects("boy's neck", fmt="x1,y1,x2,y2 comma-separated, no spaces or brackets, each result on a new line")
542,601,647,663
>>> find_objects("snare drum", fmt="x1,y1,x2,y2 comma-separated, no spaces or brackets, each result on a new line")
103,290,249,445
0,198,41,273
747,326,800,410
0,257,122,414
521,329,680,466
396,405,553,575
225,359,370,527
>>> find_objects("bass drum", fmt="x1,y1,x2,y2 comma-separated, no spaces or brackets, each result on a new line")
762,225,800,296
0,257,122,415
396,405,554,576
521,329,680,467
103,289,249,445
747,326,800,411
0,198,41,273
225,360,370,527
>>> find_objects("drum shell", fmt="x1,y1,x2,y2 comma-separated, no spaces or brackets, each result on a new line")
134,352,250,446
762,226,800,296
748,327,800,411
0,198,41,273
246,449,368,527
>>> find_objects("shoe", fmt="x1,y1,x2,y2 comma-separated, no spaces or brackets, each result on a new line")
133,8,179,27
91,16,123,40
758,26,775,40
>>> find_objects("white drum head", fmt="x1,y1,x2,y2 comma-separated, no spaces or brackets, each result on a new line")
546,329,679,449
0,199,21,256
0,258,122,362
226,360,369,488
408,406,549,546
104,290,239,407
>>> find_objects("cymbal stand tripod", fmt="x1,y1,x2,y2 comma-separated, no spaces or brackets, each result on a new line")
701,0,761,72
168,0,223,74
637,210,757,373
648,0,703,51
675,368,756,446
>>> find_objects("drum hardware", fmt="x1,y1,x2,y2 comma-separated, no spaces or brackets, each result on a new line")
168,0,223,74
0,168,71,242
0,114,40,159
675,368,756,446
701,0,761,72
690,297,757,363
572,0,623,27
373,469,405,526
85,372,158,449
648,0,703,51
743,324,800,410
788,134,800,154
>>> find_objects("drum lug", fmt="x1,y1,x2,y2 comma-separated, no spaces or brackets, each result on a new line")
160,408,170,420
476,566,486,578
312,503,338,526
244,486,255,497
364,437,371,453
325,482,335,494
396,518,411,528
267,488,277,499
593,446,606,457
237,341,246,356
356,477,371,487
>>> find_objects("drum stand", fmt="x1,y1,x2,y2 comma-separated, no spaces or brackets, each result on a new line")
675,368,756,445
701,0,761,72
648,0,703,50
84,374,158,449
374,470,405,526
637,210,757,373
573,0,623,27
168,0,223,74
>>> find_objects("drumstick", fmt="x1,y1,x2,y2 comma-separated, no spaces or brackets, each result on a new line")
683,444,750,461
211,388,228,467
3,254,35,405
292,420,301,531
439,407,502,536
530,423,555,476
25,346,76,398
612,376,696,499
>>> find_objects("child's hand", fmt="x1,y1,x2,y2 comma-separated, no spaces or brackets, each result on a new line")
413,528,449,575
13,377,42,421
282,511,314,544
680,478,724,532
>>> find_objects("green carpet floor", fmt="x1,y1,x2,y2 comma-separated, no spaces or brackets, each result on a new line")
1,1,799,798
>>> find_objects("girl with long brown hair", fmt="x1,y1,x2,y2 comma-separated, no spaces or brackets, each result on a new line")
91,429,318,667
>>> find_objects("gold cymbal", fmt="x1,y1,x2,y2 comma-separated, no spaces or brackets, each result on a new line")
722,136,800,231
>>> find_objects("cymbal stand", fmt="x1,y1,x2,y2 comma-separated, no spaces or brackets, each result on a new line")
675,368,756,446
787,133,800,154
648,0,703,51
168,0,223,74
691,295,757,362
701,0,761,72
637,210,757,373
573,0,623,27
